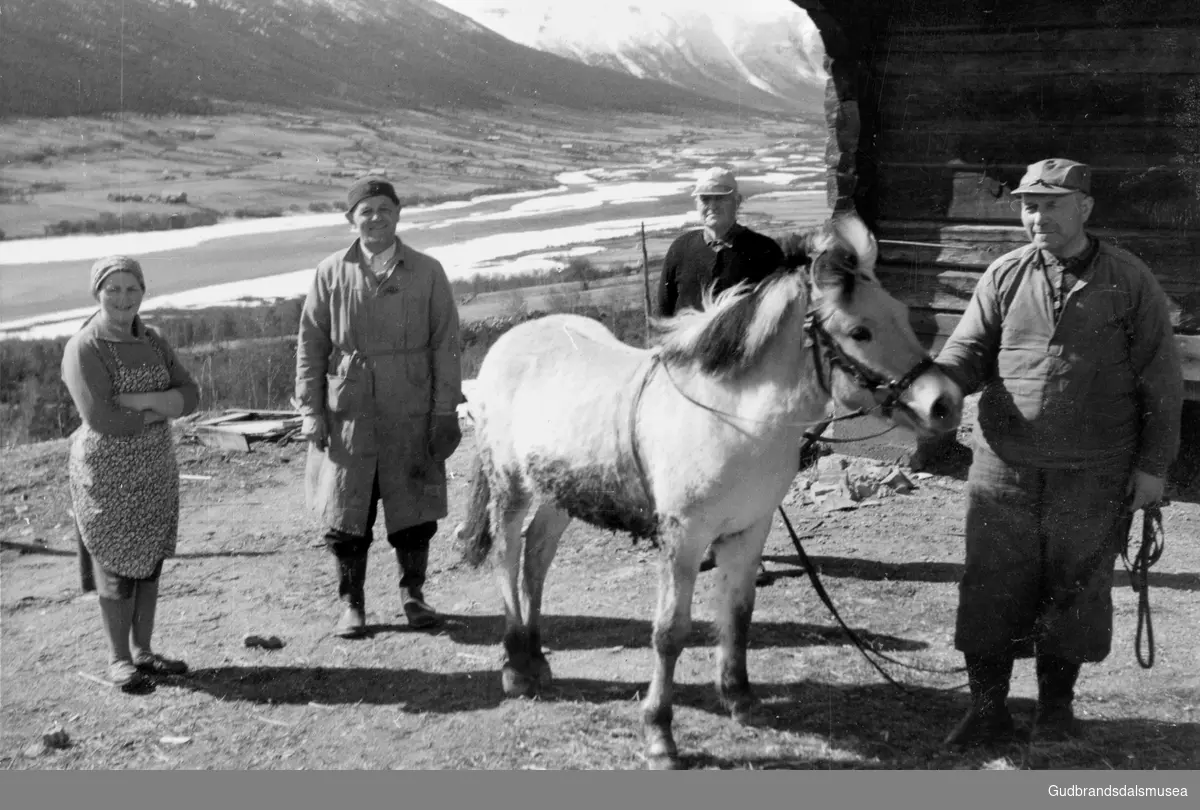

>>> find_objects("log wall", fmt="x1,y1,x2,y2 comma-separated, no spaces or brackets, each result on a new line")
795,0,1200,397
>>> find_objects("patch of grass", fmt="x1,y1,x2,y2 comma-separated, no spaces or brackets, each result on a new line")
450,257,636,298
42,209,222,237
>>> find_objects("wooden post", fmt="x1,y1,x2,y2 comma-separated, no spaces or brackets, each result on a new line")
640,222,652,346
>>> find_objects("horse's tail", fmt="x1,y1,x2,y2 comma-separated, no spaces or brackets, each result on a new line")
459,451,493,568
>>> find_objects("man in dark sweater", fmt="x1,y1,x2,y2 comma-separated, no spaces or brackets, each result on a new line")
656,167,785,317
656,167,786,579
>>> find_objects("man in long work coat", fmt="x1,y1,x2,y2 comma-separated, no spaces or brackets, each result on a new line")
935,158,1183,745
296,176,464,638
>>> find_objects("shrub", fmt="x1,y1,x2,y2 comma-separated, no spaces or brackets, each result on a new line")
0,287,649,445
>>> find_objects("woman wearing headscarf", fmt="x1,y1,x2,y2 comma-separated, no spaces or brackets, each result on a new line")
62,256,200,692
295,176,464,638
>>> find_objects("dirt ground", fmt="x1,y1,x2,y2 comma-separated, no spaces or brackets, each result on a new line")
2,419,1198,770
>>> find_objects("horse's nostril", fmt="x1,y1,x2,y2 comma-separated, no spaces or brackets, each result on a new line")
930,396,950,422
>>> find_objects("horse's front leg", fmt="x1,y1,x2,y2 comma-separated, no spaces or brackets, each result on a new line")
642,519,703,770
712,515,771,725
520,503,570,690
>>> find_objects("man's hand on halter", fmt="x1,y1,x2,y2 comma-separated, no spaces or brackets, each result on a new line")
301,413,329,451
1126,469,1165,513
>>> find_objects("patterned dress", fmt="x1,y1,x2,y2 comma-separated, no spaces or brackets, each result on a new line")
69,339,181,580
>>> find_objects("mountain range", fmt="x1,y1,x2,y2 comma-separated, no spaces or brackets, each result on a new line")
1,0,758,118
436,0,827,112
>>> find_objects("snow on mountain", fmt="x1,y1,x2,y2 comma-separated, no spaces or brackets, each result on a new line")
434,0,828,113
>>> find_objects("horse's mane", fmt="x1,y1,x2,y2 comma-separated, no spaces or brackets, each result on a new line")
655,230,817,376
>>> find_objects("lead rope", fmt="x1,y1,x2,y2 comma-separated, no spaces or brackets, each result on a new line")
769,430,969,697
1123,502,1165,669
777,506,968,696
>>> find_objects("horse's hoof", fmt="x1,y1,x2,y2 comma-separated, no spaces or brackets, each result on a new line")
645,735,679,769
646,754,685,770
501,665,537,698
731,704,754,726
718,688,757,726
531,655,553,687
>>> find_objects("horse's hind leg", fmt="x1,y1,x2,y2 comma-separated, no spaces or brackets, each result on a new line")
520,502,571,690
711,515,771,725
642,518,704,770
490,474,534,698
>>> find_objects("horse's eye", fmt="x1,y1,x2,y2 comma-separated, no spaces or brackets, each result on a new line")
849,326,872,342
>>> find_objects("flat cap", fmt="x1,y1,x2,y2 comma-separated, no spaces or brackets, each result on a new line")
1012,158,1091,196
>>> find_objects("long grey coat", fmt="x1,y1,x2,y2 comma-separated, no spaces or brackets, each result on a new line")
296,238,463,536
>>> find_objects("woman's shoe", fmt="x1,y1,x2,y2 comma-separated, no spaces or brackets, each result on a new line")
134,652,188,675
108,661,151,693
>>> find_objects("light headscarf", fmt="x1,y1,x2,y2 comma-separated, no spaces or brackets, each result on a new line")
90,256,145,300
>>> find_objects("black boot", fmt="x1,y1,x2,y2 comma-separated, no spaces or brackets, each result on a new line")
944,654,1017,747
397,547,439,629
1033,654,1082,742
334,553,368,639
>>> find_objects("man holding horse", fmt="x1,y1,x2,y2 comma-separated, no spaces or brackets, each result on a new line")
935,158,1183,746
657,166,786,577
295,175,464,638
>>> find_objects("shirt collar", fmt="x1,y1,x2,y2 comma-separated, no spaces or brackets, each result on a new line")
704,222,744,250
361,240,398,267
1041,235,1098,274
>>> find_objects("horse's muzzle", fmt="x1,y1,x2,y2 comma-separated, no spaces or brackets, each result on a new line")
895,368,963,436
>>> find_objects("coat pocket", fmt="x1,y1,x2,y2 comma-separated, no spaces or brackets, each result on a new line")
403,354,434,417
325,372,364,415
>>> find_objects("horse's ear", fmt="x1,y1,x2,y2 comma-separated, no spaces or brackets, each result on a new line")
812,245,857,300
832,213,878,280
812,213,879,300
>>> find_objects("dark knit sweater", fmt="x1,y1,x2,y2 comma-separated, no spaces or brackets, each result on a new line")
655,226,785,317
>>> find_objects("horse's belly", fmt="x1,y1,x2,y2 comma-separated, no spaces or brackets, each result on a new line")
525,452,658,539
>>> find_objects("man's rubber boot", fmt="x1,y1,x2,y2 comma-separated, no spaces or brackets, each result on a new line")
1032,654,1082,742
398,547,440,630
334,553,368,639
944,654,1017,747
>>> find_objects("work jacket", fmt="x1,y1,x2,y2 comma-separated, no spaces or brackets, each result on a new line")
937,238,1182,475
296,238,463,535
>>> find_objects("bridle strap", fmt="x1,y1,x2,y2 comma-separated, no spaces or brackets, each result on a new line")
804,313,934,414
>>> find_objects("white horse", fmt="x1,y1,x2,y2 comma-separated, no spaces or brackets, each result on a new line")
458,214,963,769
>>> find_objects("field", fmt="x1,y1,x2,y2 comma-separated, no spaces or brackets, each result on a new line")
0,105,816,241
2,419,1198,770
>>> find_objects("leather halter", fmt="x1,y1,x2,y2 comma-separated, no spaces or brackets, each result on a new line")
804,312,935,417
801,242,934,416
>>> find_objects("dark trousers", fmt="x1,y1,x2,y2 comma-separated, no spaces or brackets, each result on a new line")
955,445,1132,663
323,471,437,558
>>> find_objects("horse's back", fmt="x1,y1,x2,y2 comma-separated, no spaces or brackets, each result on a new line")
486,312,637,356
477,314,645,395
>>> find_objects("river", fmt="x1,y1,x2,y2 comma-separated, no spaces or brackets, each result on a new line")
0,159,827,339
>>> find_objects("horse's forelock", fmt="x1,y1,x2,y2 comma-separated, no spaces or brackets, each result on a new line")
813,243,858,301
812,214,879,302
